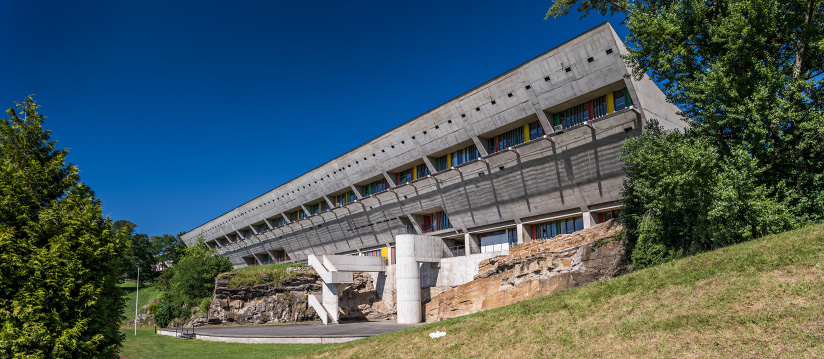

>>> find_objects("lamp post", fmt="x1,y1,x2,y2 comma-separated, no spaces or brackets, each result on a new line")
134,264,139,336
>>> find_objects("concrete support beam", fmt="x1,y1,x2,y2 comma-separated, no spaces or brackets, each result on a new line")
322,282,341,324
516,223,525,245
349,184,363,199
395,234,445,324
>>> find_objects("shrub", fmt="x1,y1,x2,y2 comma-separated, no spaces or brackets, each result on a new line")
621,121,797,268
200,297,212,314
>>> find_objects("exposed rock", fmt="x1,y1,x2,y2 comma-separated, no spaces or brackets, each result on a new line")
193,268,394,326
423,219,627,322
198,270,322,325
338,273,396,321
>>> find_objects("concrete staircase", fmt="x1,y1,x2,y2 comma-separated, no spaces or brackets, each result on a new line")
307,254,387,325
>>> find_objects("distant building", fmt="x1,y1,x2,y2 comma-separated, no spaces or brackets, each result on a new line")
182,22,685,324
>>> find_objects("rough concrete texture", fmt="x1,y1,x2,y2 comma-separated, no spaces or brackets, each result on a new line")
181,22,687,268
422,219,626,323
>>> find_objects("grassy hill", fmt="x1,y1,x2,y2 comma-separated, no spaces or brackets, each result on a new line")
300,223,824,358
121,280,160,325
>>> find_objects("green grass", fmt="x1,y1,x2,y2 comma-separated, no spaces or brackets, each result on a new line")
121,280,161,324
298,223,824,358
218,264,310,289
119,328,328,359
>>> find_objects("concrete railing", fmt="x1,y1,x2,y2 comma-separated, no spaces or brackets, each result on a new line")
308,294,329,325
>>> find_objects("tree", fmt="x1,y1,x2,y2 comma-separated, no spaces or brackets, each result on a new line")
0,97,127,357
154,235,231,328
548,0,824,222
620,121,796,268
150,232,186,269
114,220,157,280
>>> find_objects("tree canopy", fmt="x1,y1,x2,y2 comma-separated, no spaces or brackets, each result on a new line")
0,97,127,357
548,0,823,266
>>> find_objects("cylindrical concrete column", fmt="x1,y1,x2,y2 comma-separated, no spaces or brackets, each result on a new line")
395,234,422,324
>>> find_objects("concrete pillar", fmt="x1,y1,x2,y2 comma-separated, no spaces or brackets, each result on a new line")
322,282,340,324
516,223,525,245
395,235,422,324
583,211,595,229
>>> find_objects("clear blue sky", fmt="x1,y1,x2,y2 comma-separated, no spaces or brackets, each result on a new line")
0,1,626,237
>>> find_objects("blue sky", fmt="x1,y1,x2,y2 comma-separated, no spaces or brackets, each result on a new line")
0,1,625,237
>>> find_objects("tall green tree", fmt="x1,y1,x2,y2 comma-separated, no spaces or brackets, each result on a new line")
548,0,824,221
114,220,157,280
0,97,127,357
154,235,231,328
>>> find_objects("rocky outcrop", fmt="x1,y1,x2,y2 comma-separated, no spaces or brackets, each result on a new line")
338,273,396,321
422,219,626,322
189,268,394,326
194,269,322,325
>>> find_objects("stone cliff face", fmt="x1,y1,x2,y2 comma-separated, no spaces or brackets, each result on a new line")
189,268,394,326
338,272,396,321
203,269,322,325
422,219,626,322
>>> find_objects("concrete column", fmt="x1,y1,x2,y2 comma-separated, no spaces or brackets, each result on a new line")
395,235,422,324
322,282,340,324
516,223,525,245
583,211,595,229
464,233,473,256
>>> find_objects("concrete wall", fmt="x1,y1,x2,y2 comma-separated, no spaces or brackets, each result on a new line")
182,22,687,267
435,251,507,287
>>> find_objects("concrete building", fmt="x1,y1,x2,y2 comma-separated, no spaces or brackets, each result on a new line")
182,22,685,324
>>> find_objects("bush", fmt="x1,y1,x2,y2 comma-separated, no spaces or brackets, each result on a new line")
154,235,231,327
621,121,797,268
199,297,212,314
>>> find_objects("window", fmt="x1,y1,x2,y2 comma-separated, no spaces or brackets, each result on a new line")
597,209,622,223
531,216,585,241
334,191,357,206
254,224,267,233
288,210,305,222
259,253,274,265
480,229,517,253
507,228,518,248
435,144,481,171
421,211,452,233
487,127,525,154
592,96,608,118
529,121,544,140
434,155,449,171
396,168,413,185
415,164,430,179
360,179,389,197
614,89,631,111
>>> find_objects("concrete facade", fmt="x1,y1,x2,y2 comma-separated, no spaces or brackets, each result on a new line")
182,23,685,324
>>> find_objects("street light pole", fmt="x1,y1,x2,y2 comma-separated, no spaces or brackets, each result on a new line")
134,264,139,336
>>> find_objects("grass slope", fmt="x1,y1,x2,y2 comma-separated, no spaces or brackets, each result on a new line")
119,328,328,359
219,263,309,289
300,223,824,358
121,281,160,324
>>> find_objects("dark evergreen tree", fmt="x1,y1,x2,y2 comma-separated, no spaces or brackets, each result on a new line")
0,97,127,357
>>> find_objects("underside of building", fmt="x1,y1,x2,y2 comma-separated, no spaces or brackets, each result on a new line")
182,22,686,324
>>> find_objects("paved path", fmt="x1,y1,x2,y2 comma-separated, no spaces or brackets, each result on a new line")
158,321,419,344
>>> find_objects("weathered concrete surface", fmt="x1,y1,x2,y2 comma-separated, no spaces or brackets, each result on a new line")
422,219,626,322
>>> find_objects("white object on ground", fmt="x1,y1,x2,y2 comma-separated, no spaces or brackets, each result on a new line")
429,331,447,338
